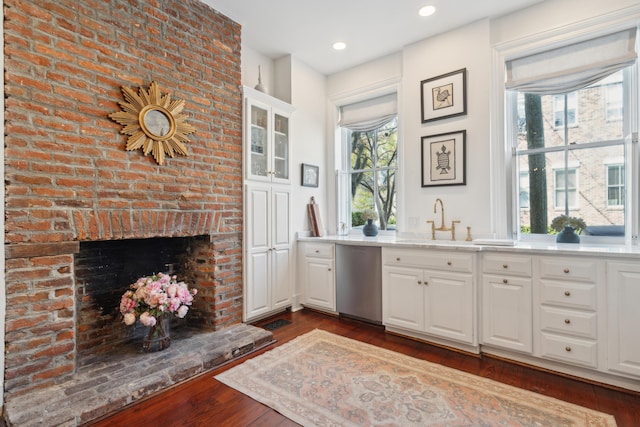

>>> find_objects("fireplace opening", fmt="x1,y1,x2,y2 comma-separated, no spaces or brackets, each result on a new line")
74,235,210,365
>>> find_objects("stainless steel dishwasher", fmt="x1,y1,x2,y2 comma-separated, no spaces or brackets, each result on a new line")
336,244,382,324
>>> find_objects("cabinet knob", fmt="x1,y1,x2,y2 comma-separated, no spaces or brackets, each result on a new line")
564,291,571,297
417,280,422,284
564,319,571,324
503,279,508,284
565,346,572,352
447,261,452,266
396,257,401,261
502,264,508,269
328,268,332,271
315,250,320,253
564,268,570,274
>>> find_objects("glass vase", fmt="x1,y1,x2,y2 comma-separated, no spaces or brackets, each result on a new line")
142,314,171,352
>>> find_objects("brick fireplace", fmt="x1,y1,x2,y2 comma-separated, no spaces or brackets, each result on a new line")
3,0,244,399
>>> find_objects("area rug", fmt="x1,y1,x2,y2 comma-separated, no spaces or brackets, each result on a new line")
215,329,616,427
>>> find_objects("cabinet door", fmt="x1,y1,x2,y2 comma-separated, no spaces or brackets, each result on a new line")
382,266,424,331
607,262,640,377
270,188,291,309
424,271,474,344
305,257,335,310
247,99,271,181
245,251,270,319
482,275,532,353
271,111,290,183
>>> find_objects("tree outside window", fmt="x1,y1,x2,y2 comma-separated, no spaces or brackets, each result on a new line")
347,118,397,230
515,71,626,236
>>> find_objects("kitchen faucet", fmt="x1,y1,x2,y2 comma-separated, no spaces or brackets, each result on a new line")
427,198,461,240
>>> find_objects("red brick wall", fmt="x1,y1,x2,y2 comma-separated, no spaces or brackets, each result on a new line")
3,0,243,396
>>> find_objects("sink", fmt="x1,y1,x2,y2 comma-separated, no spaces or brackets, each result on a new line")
395,238,474,246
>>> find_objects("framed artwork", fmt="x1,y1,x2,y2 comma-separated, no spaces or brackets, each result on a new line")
420,68,467,123
421,130,466,187
301,163,319,187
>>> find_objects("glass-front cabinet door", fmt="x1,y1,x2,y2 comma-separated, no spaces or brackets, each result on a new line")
272,113,289,181
250,104,269,179
244,87,294,183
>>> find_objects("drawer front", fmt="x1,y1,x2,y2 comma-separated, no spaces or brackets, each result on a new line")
540,332,598,368
540,306,597,339
303,242,334,258
538,257,597,283
383,248,473,273
483,254,532,276
540,281,597,310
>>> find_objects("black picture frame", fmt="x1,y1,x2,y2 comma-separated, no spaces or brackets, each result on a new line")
420,68,467,123
421,130,466,187
301,163,319,187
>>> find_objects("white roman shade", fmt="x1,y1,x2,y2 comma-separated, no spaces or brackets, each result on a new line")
338,93,397,132
506,27,638,94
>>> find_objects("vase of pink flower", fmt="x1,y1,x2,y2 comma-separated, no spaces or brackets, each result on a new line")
119,272,197,352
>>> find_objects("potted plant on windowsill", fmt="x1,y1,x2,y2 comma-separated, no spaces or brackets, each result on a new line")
551,215,586,243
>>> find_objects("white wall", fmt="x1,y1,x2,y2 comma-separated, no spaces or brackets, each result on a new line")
402,19,492,239
241,46,277,98
315,0,637,240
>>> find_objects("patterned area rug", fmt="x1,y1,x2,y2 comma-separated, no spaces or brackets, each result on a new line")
216,329,617,426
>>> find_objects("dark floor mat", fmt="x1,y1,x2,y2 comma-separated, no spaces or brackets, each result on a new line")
262,319,291,330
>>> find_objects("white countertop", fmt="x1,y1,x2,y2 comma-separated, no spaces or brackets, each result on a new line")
298,234,640,258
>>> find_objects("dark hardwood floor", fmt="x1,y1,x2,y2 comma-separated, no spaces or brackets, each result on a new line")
88,309,640,427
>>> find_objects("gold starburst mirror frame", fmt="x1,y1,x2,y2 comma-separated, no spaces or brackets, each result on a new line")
109,81,195,165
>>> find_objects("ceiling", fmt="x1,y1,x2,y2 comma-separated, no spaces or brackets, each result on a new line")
201,0,545,75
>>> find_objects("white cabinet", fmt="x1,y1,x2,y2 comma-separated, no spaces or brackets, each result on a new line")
481,253,532,353
244,86,294,184
300,242,335,312
606,261,640,378
534,256,601,369
382,248,476,347
244,184,291,322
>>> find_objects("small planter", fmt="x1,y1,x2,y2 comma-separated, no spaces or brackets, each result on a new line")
556,226,580,244
362,219,378,237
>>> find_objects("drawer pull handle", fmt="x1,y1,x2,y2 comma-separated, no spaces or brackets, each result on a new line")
564,319,571,324
564,291,571,297
564,268,570,274
447,261,452,266
565,346,572,352
503,264,508,269
503,279,508,284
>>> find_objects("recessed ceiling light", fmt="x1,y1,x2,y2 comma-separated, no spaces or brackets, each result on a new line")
418,5,436,17
333,41,347,51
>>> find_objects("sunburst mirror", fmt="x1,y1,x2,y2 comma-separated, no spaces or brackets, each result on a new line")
109,81,195,165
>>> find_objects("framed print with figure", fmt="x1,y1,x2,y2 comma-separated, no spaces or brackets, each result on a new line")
420,68,467,123
421,130,466,187
301,163,319,187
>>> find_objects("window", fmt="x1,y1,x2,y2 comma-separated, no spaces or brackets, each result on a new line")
343,119,397,230
504,27,637,240
519,171,529,208
553,93,578,128
337,93,398,233
607,164,625,207
554,168,578,209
